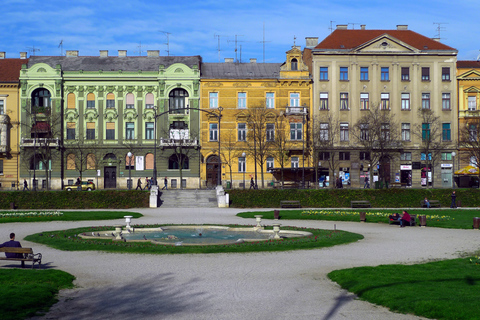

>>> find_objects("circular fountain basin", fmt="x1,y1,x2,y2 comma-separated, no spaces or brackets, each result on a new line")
120,225,312,246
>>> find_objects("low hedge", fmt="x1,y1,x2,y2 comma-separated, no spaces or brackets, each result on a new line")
0,190,149,209
228,188,477,208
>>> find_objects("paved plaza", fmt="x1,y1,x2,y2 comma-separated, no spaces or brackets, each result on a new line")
2,207,480,320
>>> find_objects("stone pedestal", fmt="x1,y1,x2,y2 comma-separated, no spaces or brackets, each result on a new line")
273,223,281,239
150,185,159,208
216,185,229,208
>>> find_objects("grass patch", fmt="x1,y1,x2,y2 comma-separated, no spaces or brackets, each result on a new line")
24,224,363,254
237,209,480,229
328,257,480,320
0,269,75,320
0,211,143,223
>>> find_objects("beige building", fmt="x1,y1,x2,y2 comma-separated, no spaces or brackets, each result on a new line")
305,25,458,188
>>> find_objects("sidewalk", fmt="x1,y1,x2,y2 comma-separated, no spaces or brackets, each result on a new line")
4,207,479,320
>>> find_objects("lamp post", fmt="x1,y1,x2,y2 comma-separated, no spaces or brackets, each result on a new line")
242,152,246,190
302,106,306,189
217,107,223,186
153,106,158,186
127,151,132,190
452,151,456,189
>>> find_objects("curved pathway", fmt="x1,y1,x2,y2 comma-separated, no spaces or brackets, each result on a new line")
2,207,480,320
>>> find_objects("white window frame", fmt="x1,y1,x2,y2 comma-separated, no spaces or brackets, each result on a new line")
291,157,299,168
290,123,302,141
340,123,349,141
290,93,300,107
401,123,410,141
266,123,275,141
237,92,246,109
320,93,328,110
238,123,246,141
401,93,410,110
360,93,369,110
380,93,390,110
238,157,246,173
209,92,218,109
266,92,275,109
209,123,218,141
267,156,274,172
468,96,476,111
0,99,4,115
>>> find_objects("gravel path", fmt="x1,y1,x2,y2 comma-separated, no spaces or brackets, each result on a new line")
2,207,480,320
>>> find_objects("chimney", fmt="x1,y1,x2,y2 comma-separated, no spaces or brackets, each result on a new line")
432,38,441,42
147,50,160,57
0,52,5,59
305,37,318,48
360,25,366,30
66,50,79,57
20,52,27,59
397,25,408,30
250,58,257,63
336,25,348,30
99,50,108,57
118,50,127,57
224,58,234,63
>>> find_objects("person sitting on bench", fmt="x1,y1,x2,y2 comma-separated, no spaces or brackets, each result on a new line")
0,233,23,258
389,213,401,222
400,211,411,228
424,197,431,208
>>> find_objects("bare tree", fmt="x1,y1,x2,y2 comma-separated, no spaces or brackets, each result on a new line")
458,118,480,176
270,112,290,187
219,130,240,187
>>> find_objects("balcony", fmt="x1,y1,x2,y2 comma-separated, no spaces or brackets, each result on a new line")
20,137,60,148
159,137,199,147
0,145,9,153
285,106,308,116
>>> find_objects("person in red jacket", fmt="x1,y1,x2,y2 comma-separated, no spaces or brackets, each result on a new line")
400,210,411,228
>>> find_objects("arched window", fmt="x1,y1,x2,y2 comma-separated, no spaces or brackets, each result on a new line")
87,154,96,170
169,154,189,169
103,153,117,160
31,88,51,113
67,93,76,109
67,154,76,170
169,89,188,114
126,93,135,109
145,153,154,170
291,58,298,71
145,93,154,109
125,153,135,170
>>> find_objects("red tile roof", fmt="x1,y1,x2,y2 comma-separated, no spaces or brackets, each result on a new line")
457,60,480,68
0,59,28,82
315,29,456,51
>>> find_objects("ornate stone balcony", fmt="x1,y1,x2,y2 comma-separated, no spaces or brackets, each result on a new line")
285,106,308,116
20,137,60,148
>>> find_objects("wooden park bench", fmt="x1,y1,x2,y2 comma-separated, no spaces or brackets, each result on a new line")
420,200,441,208
0,247,42,268
280,200,301,208
351,200,371,208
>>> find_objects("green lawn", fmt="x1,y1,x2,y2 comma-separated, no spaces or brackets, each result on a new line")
237,208,480,229
0,210,142,223
0,269,75,320
328,257,480,320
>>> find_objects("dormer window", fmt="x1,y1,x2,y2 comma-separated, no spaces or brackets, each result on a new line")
291,58,298,71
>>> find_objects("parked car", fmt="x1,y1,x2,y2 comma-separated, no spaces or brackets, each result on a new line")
64,181,95,191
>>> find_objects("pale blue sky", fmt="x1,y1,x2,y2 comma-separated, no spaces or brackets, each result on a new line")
2,0,479,62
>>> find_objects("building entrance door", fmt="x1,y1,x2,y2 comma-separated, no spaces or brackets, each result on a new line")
206,155,219,189
442,168,452,188
104,166,117,189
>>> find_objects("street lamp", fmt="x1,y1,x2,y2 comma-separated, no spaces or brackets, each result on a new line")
127,151,133,190
153,106,158,186
242,152,246,190
452,151,456,189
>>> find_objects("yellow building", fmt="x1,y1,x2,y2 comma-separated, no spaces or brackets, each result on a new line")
200,46,312,189
0,54,27,190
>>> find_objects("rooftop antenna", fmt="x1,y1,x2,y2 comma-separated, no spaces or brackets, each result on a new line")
159,31,171,56
329,21,336,33
257,22,271,63
135,41,146,56
27,46,40,56
348,23,361,29
477,50,480,61
228,35,245,63
433,22,448,41
214,33,230,62
58,40,64,56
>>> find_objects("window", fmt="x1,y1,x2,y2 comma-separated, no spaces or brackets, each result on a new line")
340,93,349,110
0,160,2,174
266,92,275,109
442,123,451,141
401,152,412,161
31,88,51,113
340,123,349,141
106,122,115,140
441,152,452,161
67,93,76,109
86,154,96,169
468,96,477,111
106,93,115,108
469,124,478,141
339,152,350,160
125,154,135,170
401,67,410,81
125,122,135,140
238,157,246,173
267,157,274,172
380,93,390,110
87,93,95,109
422,123,430,141
237,92,246,109
209,92,218,109
86,122,95,140
360,93,369,110
359,152,370,161
360,123,369,140
0,99,4,114
421,153,432,161
145,122,154,140
145,153,154,170
422,67,430,81
145,93,154,109
290,123,302,140
291,157,299,168
401,93,410,110
66,122,75,140
319,123,328,141
360,67,369,80
320,67,328,80
266,123,275,141
442,93,451,110
381,67,389,81
320,93,328,110
340,67,348,81
125,93,135,109
381,123,390,140
209,123,218,141
67,154,75,170
238,123,246,141
168,154,189,170
422,93,430,109
290,93,300,107
291,58,298,70
319,152,330,160
401,123,410,141
169,89,188,114
442,67,450,81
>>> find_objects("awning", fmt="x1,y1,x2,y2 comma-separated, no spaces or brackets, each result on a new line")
455,165,479,175
31,121,51,133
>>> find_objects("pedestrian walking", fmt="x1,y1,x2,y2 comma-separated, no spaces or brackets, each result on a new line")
364,176,369,189
23,179,29,191
450,191,457,208
162,177,168,190
136,178,143,190
249,177,255,189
